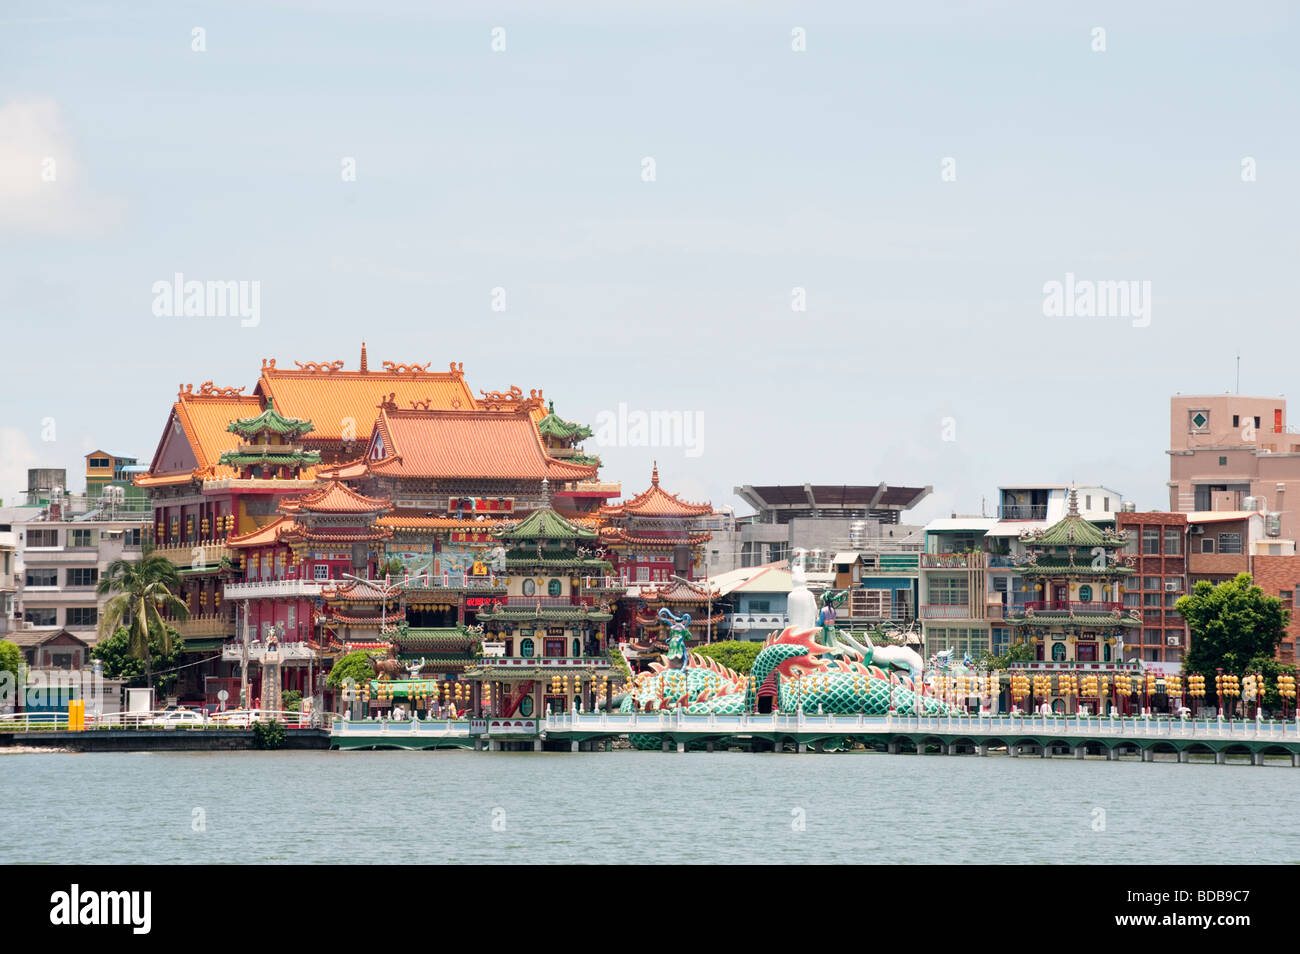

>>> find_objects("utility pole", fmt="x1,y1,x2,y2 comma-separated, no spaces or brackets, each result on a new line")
240,599,250,709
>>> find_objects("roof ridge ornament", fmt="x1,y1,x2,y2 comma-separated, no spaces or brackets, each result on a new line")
382,361,432,373
294,360,344,372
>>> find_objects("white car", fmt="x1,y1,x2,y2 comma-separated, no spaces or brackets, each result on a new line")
210,709,257,727
147,709,208,728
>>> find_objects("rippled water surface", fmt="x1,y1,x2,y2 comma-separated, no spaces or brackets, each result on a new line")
1,750,1295,864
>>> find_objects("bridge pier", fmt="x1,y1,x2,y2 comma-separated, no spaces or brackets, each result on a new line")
1141,749,1153,763
570,740,579,753
1251,751,1264,767
798,742,808,754
533,739,543,752
706,741,714,753
1040,746,1049,758
489,740,501,752
1178,750,1189,763
1293,752,1299,768
676,741,685,753
945,743,957,756
977,743,988,757
915,741,925,756
887,741,899,755
1105,748,1115,761
1215,751,1226,765
1073,745,1085,759
662,739,671,753
1009,744,1019,757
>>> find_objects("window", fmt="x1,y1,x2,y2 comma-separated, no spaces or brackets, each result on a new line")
1124,593,1140,607
1142,530,1160,555
520,638,534,658
1051,642,1066,661
1190,410,1209,430
25,568,57,587
25,608,57,626
1255,416,1261,429
522,578,536,596
123,528,141,547
1232,414,1239,427
67,568,98,587
547,578,562,597
1078,584,1093,602
1143,576,1161,590
1143,593,1162,607
1201,538,1215,554
1104,497,1110,512
1218,533,1242,555
67,607,98,626
26,529,58,548
927,576,969,605
1086,495,1092,510
1166,576,1181,591
314,564,329,580
89,457,111,468
1165,593,1178,607
1219,457,1228,466
1163,529,1181,555
1144,628,1162,644
69,528,94,547
749,599,771,613
635,567,649,583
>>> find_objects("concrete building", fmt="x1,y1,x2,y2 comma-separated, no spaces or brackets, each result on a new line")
0,521,16,636
1116,511,1188,664
711,563,793,642
85,450,140,489
1167,394,1300,540
13,493,149,645
723,483,931,572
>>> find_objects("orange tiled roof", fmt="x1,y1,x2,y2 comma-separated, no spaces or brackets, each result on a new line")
368,407,599,482
600,527,713,546
599,464,713,518
139,388,264,485
280,479,391,515
228,516,297,547
254,349,548,443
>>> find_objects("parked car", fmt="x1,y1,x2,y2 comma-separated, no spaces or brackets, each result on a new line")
210,709,256,727
146,709,208,728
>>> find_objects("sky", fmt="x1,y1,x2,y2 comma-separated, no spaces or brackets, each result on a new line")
2,1,1298,522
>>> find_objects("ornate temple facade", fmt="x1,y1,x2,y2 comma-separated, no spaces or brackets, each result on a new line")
1004,489,1144,712
135,346,622,710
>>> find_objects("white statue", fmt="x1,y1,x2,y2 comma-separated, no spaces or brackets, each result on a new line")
787,551,819,631
836,630,925,679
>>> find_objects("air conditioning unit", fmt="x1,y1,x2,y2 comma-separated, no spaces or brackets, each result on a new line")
1188,525,1205,535
1164,581,1180,591
1166,636,1182,646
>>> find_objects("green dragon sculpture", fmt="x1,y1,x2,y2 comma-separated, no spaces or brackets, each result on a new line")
617,625,958,750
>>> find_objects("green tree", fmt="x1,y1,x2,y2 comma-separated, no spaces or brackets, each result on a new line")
96,543,189,689
1177,573,1288,704
979,639,1036,671
693,640,763,675
326,650,376,690
1,639,23,706
282,689,302,713
91,626,186,694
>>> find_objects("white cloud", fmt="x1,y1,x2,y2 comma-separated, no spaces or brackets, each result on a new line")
0,98,124,236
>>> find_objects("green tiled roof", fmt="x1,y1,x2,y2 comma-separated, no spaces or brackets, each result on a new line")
217,450,322,467
497,508,596,541
537,402,593,441
504,556,611,570
1006,613,1142,627
227,401,313,437
476,606,612,622
1014,558,1134,576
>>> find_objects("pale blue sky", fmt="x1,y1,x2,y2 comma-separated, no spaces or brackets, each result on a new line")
2,1,1297,519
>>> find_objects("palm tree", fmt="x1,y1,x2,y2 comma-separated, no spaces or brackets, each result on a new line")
96,543,190,691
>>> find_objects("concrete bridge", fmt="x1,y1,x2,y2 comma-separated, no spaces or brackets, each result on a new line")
331,711,1300,763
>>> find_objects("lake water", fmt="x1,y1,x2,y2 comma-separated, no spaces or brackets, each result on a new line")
1,750,1295,864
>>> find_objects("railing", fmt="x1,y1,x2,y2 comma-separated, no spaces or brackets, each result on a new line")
0,708,317,732
920,604,973,619
579,576,629,590
220,640,317,662
539,709,1300,744
332,717,472,738
503,596,580,607
1013,601,1125,614
920,553,985,569
437,572,505,589
153,541,232,567
998,504,1047,520
472,655,614,669
986,554,1018,568
223,579,326,599
173,615,232,638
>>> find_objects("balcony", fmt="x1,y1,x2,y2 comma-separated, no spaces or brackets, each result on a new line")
174,615,233,638
221,640,317,662
223,579,327,600
920,553,985,569
920,604,974,619
998,504,1047,520
153,541,231,568
1009,601,1125,615
726,613,790,631
503,596,581,607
